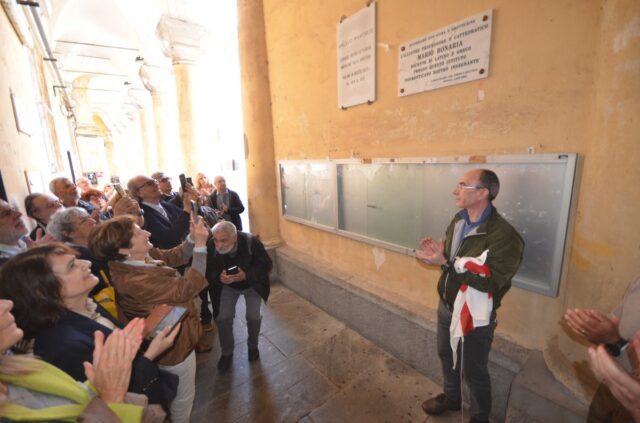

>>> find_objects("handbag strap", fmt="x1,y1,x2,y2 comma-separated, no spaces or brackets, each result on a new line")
99,269,112,288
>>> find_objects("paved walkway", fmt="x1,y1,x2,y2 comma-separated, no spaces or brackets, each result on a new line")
191,283,469,423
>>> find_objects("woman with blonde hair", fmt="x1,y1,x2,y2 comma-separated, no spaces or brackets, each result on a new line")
195,172,214,198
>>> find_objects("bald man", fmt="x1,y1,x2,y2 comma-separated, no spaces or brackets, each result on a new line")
416,169,524,423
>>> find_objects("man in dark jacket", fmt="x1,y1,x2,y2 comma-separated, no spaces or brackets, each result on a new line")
208,176,245,230
205,221,272,372
127,175,191,250
24,193,62,240
416,169,524,423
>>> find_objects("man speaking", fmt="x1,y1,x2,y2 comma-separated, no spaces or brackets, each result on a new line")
416,169,524,423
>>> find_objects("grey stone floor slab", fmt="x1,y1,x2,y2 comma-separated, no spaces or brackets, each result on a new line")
190,283,444,423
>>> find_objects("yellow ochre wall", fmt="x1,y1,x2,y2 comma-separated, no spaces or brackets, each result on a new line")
0,7,75,218
261,0,640,363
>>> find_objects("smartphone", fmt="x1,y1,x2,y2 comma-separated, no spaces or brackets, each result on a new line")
147,306,187,339
190,199,200,220
227,265,239,275
186,176,193,187
179,173,187,191
114,183,126,198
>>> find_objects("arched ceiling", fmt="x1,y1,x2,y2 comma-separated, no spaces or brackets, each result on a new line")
46,0,176,134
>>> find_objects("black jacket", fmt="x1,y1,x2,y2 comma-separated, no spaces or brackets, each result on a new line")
205,232,272,318
33,305,174,407
140,200,190,249
207,189,245,230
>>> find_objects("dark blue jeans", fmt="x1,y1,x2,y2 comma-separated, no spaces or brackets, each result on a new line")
437,300,496,421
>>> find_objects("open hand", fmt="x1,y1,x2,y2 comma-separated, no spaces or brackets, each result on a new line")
416,237,446,266
83,330,133,403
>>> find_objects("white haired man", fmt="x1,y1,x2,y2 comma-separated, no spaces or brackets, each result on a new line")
205,221,272,372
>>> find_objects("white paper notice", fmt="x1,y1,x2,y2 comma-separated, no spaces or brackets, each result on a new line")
398,10,493,97
337,3,376,108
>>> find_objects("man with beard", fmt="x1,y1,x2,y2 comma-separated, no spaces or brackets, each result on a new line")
205,221,272,372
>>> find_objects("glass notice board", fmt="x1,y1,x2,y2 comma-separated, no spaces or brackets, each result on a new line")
279,154,577,297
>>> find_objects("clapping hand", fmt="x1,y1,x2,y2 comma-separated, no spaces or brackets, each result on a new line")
588,333,640,422
564,308,620,344
83,329,135,403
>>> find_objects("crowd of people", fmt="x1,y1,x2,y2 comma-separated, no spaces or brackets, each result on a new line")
0,171,269,422
0,168,638,422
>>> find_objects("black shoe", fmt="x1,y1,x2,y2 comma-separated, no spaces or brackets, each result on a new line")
468,419,489,423
248,348,260,362
421,393,461,415
217,354,233,372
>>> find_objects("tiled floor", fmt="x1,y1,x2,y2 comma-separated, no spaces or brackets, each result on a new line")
191,282,467,423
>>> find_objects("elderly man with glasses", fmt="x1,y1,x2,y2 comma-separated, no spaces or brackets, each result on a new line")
151,171,182,206
127,175,197,250
416,169,525,423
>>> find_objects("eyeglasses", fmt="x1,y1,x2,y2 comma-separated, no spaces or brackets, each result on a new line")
456,182,483,190
0,207,20,219
136,179,157,190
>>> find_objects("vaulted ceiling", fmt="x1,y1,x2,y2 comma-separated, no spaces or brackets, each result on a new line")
44,0,209,135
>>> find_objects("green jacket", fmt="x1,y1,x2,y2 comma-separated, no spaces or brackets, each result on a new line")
438,205,525,310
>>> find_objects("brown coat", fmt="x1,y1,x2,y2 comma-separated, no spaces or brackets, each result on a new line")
109,244,207,366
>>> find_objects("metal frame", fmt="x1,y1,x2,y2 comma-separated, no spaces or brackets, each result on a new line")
279,153,578,297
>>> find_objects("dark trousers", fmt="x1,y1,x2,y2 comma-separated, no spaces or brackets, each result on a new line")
216,286,262,355
199,288,212,324
437,300,496,421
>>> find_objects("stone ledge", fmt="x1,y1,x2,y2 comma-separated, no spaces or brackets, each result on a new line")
275,245,588,422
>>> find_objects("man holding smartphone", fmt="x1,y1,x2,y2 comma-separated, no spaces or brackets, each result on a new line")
205,221,272,372
416,169,524,423
127,175,192,250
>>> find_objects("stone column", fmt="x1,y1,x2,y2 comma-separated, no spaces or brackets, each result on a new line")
156,15,207,176
129,89,158,174
139,64,180,174
237,0,281,244
544,0,640,403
